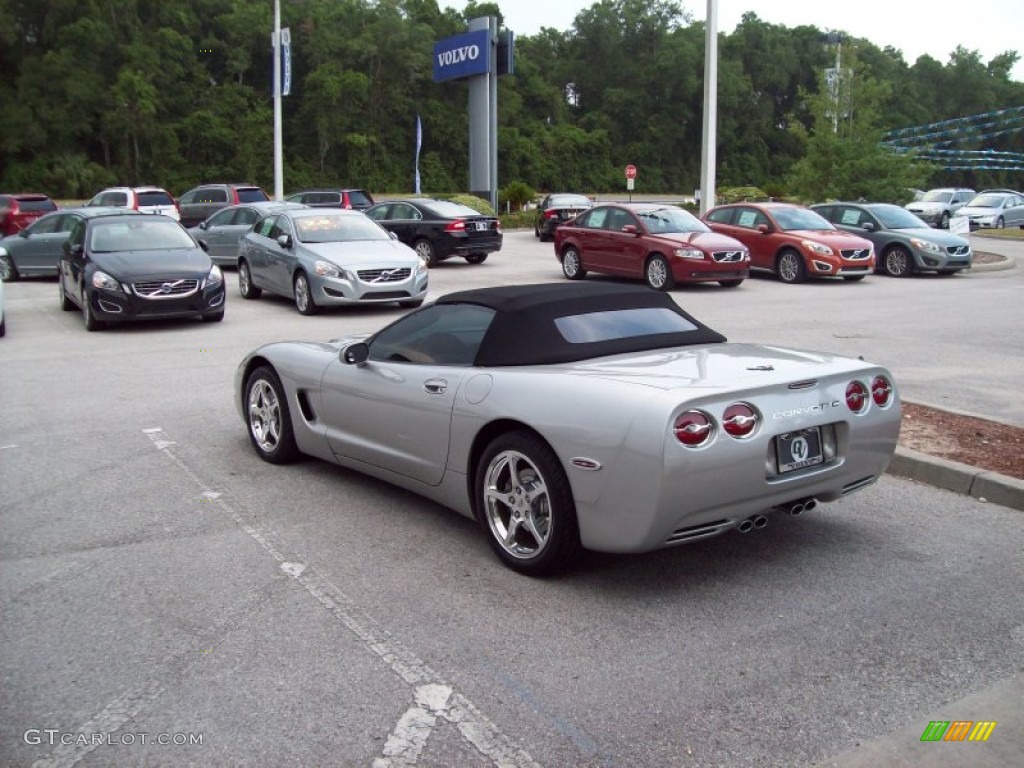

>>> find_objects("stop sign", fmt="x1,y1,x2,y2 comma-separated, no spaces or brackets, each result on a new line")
625,164,637,179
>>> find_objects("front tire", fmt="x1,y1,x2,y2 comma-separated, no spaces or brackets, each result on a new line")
81,290,104,331
561,247,587,280
645,254,675,291
238,261,261,299
59,274,75,311
245,366,299,464
464,253,487,264
995,217,1004,229
0,254,18,282
414,238,438,267
293,271,318,315
476,430,581,576
776,250,805,284
718,279,744,288
940,211,950,229
883,246,913,277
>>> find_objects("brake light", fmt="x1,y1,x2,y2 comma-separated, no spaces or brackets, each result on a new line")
132,194,139,211
674,410,714,447
845,380,868,413
722,403,759,439
871,375,893,407
445,219,466,233
544,210,558,219
231,189,240,204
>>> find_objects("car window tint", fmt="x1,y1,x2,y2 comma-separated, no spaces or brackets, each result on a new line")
27,214,61,234
369,304,496,366
179,190,197,204
236,188,268,203
549,194,591,208
582,208,608,228
137,191,174,206
837,208,861,226
735,208,766,228
207,208,236,227
18,197,57,212
57,215,80,233
255,216,277,238
391,203,420,220
346,190,374,206
555,308,699,343
284,193,303,203
105,192,128,207
423,200,484,218
233,208,260,226
705,208,734,224
68,219,86,248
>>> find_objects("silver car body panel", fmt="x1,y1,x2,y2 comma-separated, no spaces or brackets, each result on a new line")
236,338,900,554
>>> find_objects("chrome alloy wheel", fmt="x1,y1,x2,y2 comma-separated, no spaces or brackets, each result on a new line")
777,252,801,283
248,379,282,454
482,450,553,560
646,258,669,288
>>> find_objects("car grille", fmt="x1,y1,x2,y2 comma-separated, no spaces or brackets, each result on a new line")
358,267,412,283
946,245,970,256
132,279,200,299
840,248,872,260
711,250,745,263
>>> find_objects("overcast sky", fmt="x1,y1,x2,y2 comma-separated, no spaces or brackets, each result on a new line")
441,0,1024,81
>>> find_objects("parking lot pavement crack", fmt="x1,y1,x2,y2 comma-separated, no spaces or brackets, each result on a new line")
140,427,544,768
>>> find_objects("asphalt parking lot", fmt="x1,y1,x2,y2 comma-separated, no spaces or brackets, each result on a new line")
1,231,1022,767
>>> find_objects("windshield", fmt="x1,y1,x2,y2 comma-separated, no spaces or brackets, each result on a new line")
90,219,195,252
294,213,390,243
921,190,953,203
964,194,1005,209
637,207,709,234
773,208,835,231
873,205,929,229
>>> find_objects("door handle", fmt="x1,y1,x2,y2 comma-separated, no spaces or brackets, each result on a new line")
423,379,447,394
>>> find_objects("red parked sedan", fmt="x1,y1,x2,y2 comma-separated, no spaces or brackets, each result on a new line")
553,203,749,290
703,202,875,283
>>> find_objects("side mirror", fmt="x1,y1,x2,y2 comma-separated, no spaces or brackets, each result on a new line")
757,223,771,234
342,342,369,366
197,239,209,252
622,224,640,235
389,231,399,240
18,229,30,238
862,222,877,232
63,242,83,256
277,234,293,248
198,221,207,230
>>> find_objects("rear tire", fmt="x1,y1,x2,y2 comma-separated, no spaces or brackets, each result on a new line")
718,279,744,288
465,253,487,264
238,261,261,299
776,250,805,284
414,239,438,267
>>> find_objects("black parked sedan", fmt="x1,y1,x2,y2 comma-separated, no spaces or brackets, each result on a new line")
58,214,225,331
534,193,593,241
364,198,502,266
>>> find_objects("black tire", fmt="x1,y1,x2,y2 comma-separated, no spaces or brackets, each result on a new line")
465,253,487,264
883,246,913,277
775,250,805,284
293,271,318,315
58,273,75,311
843,275,866,282
81,289,104,332
0,314,5,337
645,254,675,291
937,269,959,276
244,366,300,464
534,221,541,238
995,217,1004,230
0,254,18,282
202,311,224,322
414,238,438,267
939,211,950,229
238,260,261,299
475,430,581,576
718,279,744,288
560,247,587,280
398,298,424,308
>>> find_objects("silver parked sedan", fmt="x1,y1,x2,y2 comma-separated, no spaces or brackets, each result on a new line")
236,282,901,575
955,192,1024,230
237,208,429,313
188,201,306,266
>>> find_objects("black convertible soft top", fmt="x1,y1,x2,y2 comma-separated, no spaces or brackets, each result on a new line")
438,283,726,366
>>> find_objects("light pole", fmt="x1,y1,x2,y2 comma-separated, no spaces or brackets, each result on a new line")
699,0,717,215
272,0,284,200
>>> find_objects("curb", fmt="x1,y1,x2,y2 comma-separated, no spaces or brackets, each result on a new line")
970,252,1016,272
887,446,1024,511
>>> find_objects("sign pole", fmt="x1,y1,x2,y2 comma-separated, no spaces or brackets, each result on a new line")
272,0,283,201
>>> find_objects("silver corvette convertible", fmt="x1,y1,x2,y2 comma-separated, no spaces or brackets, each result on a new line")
236,283,901,575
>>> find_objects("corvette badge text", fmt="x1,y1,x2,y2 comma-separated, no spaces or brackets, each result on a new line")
24,729,203,747
772,401,841,419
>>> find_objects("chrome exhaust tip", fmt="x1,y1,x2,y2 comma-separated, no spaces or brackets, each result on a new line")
789,502,805,516
737,519,754,533
803,498,817,512
753,515,768,529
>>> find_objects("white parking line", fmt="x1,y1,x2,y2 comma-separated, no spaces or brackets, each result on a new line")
141,427,543,768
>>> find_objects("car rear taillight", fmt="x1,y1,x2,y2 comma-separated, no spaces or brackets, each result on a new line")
544,210,558,219
231,189,240,204
132,195,139,211
722,403,759,439
445,220,466,233
674,410,714,447
495,220,502,233
871,375,893,407
846,380,868,413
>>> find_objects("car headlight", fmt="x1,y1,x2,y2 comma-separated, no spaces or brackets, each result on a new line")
909,238,942,255
315,260,342,278
91,270,122,292
207,264,223,287
0,246,8,257
673,247,704,260
802,240,833,256
416,256,429,274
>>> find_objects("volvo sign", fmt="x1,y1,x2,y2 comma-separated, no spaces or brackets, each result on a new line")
433,29,490,83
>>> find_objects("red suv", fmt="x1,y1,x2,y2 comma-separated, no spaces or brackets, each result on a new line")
553,203,749,290
0,194,58,236
703,202,875,283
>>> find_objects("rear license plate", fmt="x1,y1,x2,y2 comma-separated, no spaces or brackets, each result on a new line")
776,428,824,473
473,221,490,231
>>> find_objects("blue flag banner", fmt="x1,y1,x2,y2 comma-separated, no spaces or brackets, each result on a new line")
415,115,422,194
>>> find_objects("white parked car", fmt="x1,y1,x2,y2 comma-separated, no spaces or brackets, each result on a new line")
85,186,181,221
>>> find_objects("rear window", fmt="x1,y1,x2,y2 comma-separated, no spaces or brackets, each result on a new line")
346,190,374,207
425,200,487,218
16,197,57,212
555,307,698,344
236,188,268,203
137,191,174,207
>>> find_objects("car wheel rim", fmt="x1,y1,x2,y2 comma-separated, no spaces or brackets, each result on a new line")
482,450,552,560
415,242,432,261
779,254,798,282
239,264,249,294
648,259,667,288
887,251,909,276
248,379,282,453
295,276,309,311
564,251,579,276
0,256,11,280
